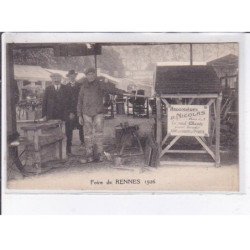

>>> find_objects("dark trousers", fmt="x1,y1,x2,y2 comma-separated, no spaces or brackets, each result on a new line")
65,117,84,148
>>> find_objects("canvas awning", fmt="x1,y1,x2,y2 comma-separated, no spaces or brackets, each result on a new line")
14,65,52,81
14,64,127,92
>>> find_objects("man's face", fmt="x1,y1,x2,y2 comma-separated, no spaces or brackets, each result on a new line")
68,74,77,82
86,72,96,83
51,75,62,85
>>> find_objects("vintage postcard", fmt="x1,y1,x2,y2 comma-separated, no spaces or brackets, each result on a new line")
1,33,241,193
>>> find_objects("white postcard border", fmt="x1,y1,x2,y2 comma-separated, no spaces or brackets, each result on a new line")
1,32,249,214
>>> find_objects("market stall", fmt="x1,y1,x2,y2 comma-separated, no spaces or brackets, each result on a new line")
155,65,222,167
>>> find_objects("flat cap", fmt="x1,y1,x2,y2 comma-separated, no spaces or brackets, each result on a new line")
66,69,78,77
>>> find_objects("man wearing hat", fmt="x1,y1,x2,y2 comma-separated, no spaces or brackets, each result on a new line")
42,73,72,120
77,67,124,163
42,73,74,154
65,70,84,155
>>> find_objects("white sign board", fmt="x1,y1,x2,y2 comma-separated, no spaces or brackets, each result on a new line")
167,105,209,136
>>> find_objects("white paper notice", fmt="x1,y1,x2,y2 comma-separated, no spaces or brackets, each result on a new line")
167,105,209,136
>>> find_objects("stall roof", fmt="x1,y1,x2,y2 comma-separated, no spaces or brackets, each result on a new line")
207,54,238,67
14,65,125,92
155,65,221,94
156,61,206,66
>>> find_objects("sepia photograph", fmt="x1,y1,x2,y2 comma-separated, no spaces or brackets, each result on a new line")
2,33,240,192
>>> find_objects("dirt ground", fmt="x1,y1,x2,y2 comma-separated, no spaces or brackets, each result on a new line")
7,116,239,192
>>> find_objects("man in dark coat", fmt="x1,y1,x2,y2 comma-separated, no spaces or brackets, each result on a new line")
42,73,73,154
65,70,84,153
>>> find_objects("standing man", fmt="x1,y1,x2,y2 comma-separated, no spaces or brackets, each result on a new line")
77,67,124,163
42,73,73,155
65,70,84,154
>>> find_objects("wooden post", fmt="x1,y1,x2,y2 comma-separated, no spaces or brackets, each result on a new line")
225,74,228,89
59,140,63,160
156,96,162,155
94,54,97,73
6,44,17,137
146,98,149,118
33,128,42,173
215,94,222,167
111,98,114,118
6,44,26,174
190,43,193,66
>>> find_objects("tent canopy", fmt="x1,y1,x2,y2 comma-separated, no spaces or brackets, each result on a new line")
14,65,51,81
14,65,126,92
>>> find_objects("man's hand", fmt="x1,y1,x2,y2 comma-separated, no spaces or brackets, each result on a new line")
79,116,84,126
69,113,75,120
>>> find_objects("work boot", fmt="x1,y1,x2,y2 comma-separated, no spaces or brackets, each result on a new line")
94,153,104,162
80,157,94,164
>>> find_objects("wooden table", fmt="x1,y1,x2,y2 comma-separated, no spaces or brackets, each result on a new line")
21,120,65,173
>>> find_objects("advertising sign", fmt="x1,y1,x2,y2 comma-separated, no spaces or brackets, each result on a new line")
167,105,209,136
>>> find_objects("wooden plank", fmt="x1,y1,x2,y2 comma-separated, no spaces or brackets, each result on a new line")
120,153,144,157
144,135,159,168
161,133,171,146
195,136,215,160
213,101,217,117
221,98,229,114
200,136,208,144
132,131,143,153
208,101,212,141
160,136,181,157
209,121,216,146
164,150,207,154
34,130,41,151
119,133,130,155
160,161,216,167
124,93,151,98
207,99,215,106
162,98,170,107
188,98,195,104
160,94,219,99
